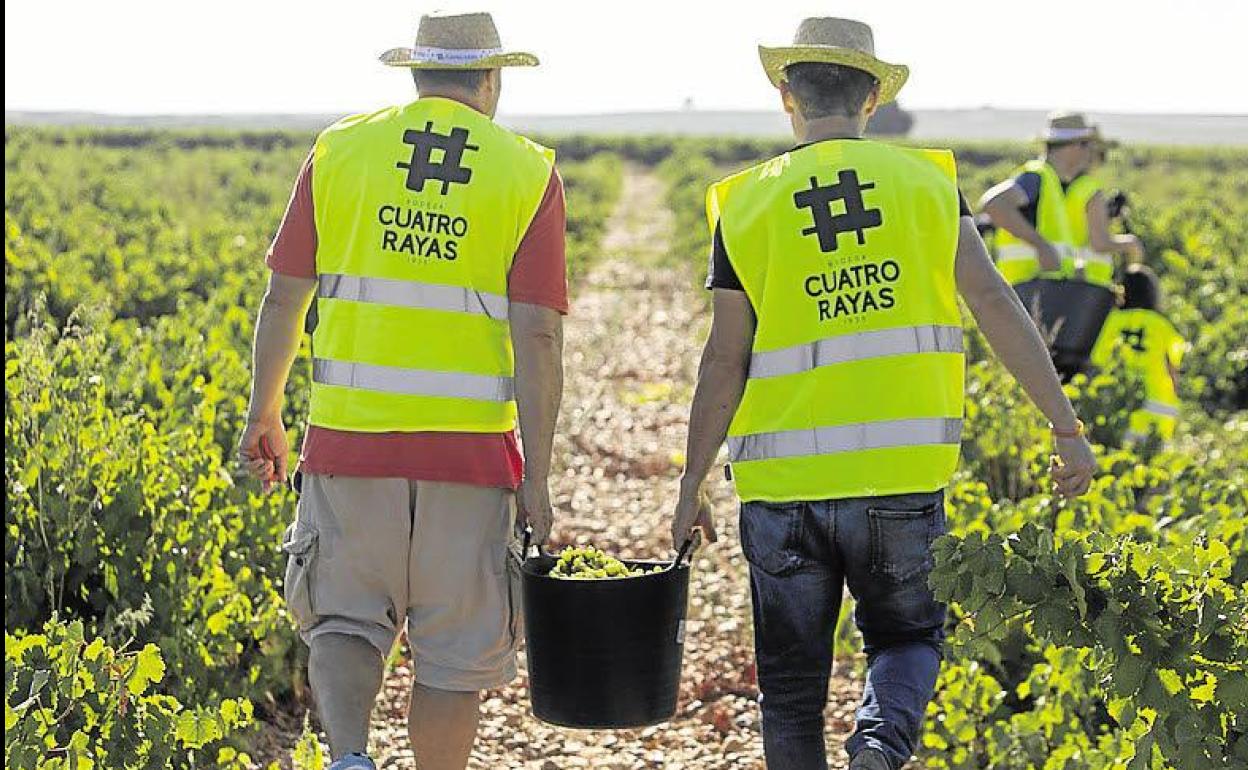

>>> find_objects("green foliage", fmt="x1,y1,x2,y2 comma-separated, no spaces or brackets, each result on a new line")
657,147,721,272
4,618,254,769
560,152,624,281
289,715,325,770
5,306,300,711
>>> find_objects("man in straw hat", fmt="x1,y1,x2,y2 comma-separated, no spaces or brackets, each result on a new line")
239,11,567,770
981,111,1142,287
669,17,1098,770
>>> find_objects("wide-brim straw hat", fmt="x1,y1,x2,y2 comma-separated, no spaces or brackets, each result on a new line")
380,11,538,69
1040,111,1118,148
759,17,909,104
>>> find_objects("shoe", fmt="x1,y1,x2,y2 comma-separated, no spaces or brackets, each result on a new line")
848,748,892,770
328,754,376,770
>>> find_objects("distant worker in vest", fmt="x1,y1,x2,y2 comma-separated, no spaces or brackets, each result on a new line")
669,18,1099,770
980,112,1143,287
1091,265,1186,444
238,12,567,770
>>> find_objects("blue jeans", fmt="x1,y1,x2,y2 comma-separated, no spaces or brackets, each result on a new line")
740,491,947,770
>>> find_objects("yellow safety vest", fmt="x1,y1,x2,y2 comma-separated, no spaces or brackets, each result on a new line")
1065,174,1115,287
1090,309,1185,442
994,159,1074,285
706,140,965,502
308,97,554,432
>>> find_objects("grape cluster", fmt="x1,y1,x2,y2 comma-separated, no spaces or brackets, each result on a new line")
548,546,664,580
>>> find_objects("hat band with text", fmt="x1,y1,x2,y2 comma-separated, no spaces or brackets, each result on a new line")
1047,127,1096,141
410,46,503,65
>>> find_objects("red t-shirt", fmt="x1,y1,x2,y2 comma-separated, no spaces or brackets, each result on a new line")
266,152,568,488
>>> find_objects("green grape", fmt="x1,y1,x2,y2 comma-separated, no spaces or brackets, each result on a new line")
548,545,663,580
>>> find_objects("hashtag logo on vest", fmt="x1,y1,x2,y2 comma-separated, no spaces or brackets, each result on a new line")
396,122,479,195
1121,327,1147,353
793,170,883,253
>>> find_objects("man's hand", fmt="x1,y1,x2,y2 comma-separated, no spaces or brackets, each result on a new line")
1122,234,1144,262
1050,435,1097,498
517,477,554,544
238,417,289,493
1036,240,1064,273
671,481,717,549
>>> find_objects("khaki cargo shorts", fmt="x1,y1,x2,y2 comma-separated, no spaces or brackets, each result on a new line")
281,474,521,692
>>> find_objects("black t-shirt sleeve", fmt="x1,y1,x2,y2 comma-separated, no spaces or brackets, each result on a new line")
705,221,745,291
1013,171,1042,206
1012,171,1042,227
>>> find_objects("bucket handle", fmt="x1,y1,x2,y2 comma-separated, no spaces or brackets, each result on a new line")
515,527,695,572
515,525,543,562
670,537,695,570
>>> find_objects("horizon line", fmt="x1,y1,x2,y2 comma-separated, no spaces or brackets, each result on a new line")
7,106,1248,120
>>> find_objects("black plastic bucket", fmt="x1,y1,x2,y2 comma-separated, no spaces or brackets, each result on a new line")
1014,278,1116,378
519,541,692,729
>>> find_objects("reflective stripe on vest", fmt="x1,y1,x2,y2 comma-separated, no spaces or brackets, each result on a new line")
1143,400,1180,417
999,243,1110,267
728,417,963,463
997,243,1073,280
313,358,514,402
996,243,1041,264
750,324,963,379
1071,248,1114,266
320,273,510,319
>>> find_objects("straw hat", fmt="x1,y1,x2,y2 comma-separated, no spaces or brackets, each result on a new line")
1041,111,1118,147
759,18,909,104
380,11,538,69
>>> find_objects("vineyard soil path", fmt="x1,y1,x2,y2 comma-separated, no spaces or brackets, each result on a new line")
329,165,866,769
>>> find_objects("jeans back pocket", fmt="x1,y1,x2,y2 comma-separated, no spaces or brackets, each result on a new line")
868,503,941,583
739,502,805,576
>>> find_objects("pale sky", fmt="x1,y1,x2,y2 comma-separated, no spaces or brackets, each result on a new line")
6,0,1247,116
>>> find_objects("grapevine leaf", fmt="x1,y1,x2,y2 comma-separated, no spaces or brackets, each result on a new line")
1217,671,1248,712
1113,654,1148,696
175,708,224,748
126,644,166,695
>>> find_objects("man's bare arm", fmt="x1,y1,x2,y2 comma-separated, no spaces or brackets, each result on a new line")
980,181,1062,271
1084,191,1143,261
510,302,564,542
671,289,755,543
954,217,1096,496
240,272,317,489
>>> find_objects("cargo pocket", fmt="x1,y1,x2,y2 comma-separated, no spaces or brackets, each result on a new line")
281,522,320,631
739,502,805,576
868,503,941,583
505,554,524,650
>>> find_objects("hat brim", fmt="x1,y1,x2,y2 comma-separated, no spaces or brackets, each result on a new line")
379,48,539,69
758,45,908,104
